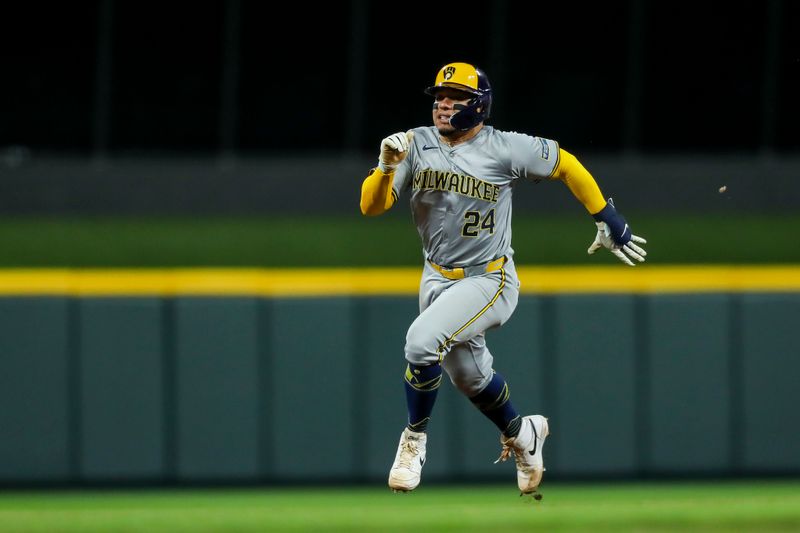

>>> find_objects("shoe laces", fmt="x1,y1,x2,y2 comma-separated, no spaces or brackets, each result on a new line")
494,444,513,464
398,440,420,469
494,439,529,472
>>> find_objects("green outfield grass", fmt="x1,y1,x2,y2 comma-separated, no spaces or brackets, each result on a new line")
0,213,798,267
0,481,798,532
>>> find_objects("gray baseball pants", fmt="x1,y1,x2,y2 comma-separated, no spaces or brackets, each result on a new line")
404,258,520,396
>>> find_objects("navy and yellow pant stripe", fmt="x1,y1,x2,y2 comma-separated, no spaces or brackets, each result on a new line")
435,268,506,362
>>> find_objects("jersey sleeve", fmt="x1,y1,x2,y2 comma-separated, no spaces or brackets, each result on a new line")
506,132,560,181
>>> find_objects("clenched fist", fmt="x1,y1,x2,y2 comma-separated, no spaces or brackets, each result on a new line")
378,131,415,173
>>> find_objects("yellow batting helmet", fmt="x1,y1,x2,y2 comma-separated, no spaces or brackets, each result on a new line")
424,62,492,130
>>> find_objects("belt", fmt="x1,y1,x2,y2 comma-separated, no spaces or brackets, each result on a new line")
428,256,506,280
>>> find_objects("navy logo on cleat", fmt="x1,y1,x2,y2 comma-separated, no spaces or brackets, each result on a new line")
528,420,538,456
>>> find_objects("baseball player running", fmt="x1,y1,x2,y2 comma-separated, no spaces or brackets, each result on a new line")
359,62,646,495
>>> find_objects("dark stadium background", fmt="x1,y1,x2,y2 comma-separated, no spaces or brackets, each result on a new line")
1,0,798,219
4,1,799,155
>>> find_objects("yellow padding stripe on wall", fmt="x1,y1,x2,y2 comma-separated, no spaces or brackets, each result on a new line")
0,266,798,296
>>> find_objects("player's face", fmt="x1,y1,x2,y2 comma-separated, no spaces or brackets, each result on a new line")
431,88,473,136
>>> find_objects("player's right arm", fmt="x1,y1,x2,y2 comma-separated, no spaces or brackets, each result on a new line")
360,167,397,216
360,131,414,216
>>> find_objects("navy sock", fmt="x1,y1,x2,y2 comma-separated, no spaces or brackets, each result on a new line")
404,363,442,433
469,371,521,438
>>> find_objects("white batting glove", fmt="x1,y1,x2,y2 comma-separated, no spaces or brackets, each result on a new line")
588,222,648,266
378,131,415,173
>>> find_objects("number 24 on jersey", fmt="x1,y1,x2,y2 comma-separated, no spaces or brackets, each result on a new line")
462,209,495,237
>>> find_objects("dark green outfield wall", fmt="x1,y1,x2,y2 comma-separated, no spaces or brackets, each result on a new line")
1,294,799,484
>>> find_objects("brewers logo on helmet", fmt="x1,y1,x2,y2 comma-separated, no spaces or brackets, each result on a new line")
425,62,492,131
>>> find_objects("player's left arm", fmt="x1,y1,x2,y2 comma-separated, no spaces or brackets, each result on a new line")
550,148,647,266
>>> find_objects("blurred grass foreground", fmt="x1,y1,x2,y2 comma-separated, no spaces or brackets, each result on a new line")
1,213,799,267
0,482,798,532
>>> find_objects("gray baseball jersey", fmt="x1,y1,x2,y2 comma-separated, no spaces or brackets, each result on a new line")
394,125,560,395
392,125,560,267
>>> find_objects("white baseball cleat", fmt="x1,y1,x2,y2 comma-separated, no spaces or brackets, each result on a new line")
495,415,549,494
388,427,427,492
